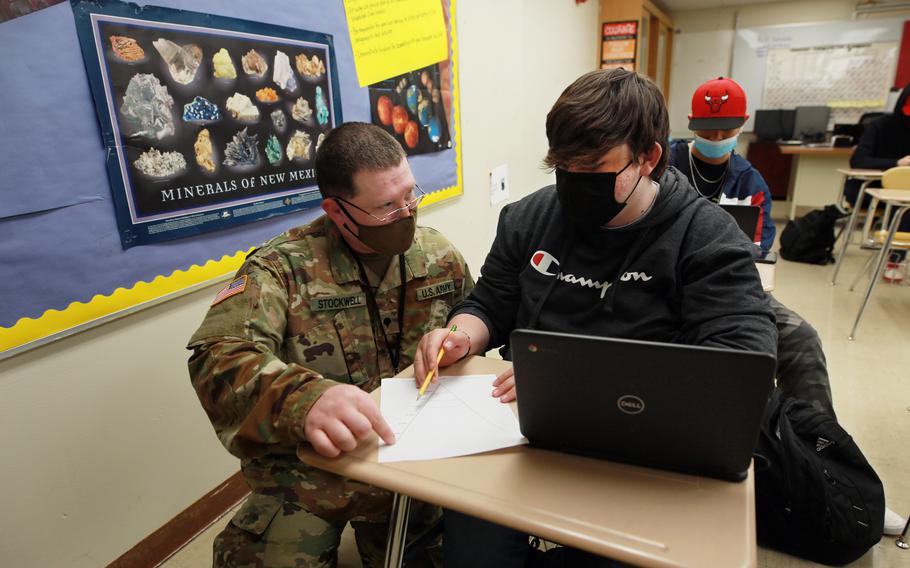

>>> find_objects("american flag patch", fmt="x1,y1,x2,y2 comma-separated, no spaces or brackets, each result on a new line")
211,275,248,306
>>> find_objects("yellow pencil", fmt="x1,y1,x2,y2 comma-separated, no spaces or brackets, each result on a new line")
417,325,457,399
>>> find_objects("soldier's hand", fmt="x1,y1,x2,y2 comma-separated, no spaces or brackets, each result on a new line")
304,385,395,458
491,366,516,403
413,327,471,388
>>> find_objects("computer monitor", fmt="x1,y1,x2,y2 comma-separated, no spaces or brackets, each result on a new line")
792,106,830,141
753,109,795,140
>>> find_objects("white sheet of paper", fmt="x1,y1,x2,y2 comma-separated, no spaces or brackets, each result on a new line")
378,374,527,463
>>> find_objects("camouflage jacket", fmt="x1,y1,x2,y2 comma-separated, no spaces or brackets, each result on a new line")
187,216,473,520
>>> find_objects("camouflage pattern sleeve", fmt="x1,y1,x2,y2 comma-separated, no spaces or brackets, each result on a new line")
187,255,340,459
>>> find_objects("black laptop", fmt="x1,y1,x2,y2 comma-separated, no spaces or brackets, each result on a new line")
720,204,760,239
511,330,775,482
719,204,778,264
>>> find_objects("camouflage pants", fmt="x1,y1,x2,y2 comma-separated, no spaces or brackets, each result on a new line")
769,297,835,418
213,492,442,568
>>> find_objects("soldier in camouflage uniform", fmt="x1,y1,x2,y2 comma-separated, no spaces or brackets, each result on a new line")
187,122,474,567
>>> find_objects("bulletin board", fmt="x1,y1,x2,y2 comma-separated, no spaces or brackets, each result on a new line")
0,0,463,358
730,18,904,131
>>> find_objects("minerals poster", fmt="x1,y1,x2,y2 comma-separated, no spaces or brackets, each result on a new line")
71,0,343,248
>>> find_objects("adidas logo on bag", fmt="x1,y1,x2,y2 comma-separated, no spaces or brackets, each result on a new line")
816,437,835,452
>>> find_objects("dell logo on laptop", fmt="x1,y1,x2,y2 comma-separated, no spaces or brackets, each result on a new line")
617,395,645,414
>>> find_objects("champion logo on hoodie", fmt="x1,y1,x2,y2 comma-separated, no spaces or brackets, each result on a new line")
530,250,652,299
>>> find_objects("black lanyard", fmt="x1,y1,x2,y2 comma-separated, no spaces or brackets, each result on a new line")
353,253,407,373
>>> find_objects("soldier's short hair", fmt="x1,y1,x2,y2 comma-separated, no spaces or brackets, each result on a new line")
544,68,669,177
315,122,406,199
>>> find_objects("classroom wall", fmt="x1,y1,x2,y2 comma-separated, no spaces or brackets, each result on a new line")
666,0,910,138
0,1,599,566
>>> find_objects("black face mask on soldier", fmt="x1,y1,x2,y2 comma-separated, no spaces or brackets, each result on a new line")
555,160,642,230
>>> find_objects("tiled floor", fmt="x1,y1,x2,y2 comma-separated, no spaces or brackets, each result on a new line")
162,222,909,568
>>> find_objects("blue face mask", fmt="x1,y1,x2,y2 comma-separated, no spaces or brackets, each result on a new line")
693,134,738,159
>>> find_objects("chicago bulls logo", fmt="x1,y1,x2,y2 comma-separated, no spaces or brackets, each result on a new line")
704,89,730,114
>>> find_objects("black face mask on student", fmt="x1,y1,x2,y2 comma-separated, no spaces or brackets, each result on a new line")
555,160,642,230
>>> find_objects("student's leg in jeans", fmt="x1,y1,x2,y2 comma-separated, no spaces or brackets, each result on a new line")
770,297,836,417
444,510,626,568
444,509,530,568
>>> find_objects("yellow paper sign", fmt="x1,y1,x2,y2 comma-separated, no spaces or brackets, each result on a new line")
344,0,448,87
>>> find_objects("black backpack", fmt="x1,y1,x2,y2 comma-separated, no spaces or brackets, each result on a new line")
754,391,884,565
779,205,843,264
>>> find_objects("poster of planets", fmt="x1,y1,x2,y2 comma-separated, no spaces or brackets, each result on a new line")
368,63,451,156
71,1,342,248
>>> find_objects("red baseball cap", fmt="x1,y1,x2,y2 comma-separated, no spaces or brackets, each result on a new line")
688,77,749,130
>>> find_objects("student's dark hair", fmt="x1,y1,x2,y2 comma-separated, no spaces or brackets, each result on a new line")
544,68,669,177
315,122,406,199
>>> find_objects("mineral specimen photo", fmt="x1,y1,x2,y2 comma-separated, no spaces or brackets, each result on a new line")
223,127,259,167
134,148,186,177
109,35,145,62
120,73,175,139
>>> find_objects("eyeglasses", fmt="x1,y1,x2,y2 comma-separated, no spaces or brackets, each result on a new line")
336,184,426,223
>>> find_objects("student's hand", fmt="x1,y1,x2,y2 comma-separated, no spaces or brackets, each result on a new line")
304,385,395,457
898,155,910,167
413,327,471,388
491,366,516,403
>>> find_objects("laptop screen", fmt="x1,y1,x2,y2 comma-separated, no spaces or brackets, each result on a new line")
719,204,760,244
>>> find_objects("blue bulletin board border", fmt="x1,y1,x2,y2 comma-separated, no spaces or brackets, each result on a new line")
70,0,344,248
0,0,463,358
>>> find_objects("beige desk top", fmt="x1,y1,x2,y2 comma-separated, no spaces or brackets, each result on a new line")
298,356,757,568
865,188,910,203
836,168,884,179
778,145,854,156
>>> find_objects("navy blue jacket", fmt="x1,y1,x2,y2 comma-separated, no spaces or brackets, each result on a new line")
669,139,776,251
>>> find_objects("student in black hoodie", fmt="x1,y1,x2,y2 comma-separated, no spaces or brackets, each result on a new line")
843,84,910,241
849,84,910,177
414,69,777,568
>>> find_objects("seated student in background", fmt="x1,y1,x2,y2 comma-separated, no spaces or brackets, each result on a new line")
845,83,910,280
845,83,910,204
668,77,835,417
668,77,775,251
414,68,777,568
187,122,473,567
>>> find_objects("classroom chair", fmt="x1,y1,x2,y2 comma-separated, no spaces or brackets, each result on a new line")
848,166,910,290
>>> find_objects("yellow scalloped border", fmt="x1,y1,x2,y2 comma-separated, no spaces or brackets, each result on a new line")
0,2,464,355
0,250,251,352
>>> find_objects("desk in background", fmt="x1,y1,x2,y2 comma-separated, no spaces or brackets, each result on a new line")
298,356,758,568
778,145,854,220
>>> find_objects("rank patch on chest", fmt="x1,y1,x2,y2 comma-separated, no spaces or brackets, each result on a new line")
310,293,367,312
211,275,248,306
416,280,455,301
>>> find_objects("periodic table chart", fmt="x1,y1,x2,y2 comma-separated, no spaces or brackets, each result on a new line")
762,42,898,127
